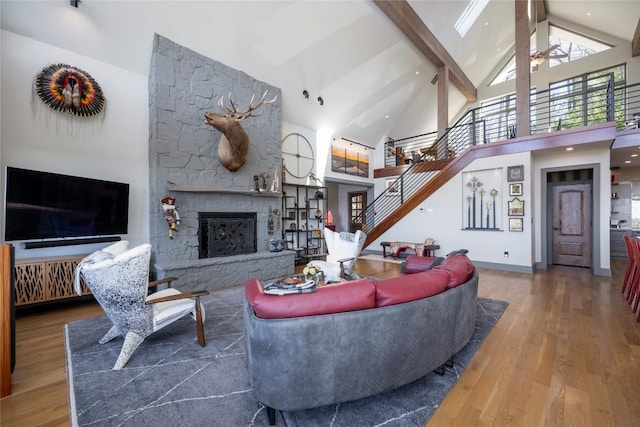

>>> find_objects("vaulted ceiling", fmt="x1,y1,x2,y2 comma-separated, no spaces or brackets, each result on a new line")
1,1,639,147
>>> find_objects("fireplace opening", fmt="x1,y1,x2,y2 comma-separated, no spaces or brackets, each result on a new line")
199,212,257,259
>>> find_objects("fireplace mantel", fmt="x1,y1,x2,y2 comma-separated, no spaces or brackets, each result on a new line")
166,182,281,197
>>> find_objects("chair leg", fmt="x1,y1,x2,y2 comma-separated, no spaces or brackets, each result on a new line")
625,262,639,298
338,260,346,279
622,262,634,294
266,406,276,425
628,274,640,306
99,325,121,344
195,297,206,347
113,331,144,370
633,286,640,313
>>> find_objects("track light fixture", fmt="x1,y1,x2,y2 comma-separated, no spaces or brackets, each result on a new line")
430,74,438,85
70,0,79,7
302,89,309,99
317,96,324,106
340,137,375,151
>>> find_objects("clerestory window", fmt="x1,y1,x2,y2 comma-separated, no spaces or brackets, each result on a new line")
490,25,613,86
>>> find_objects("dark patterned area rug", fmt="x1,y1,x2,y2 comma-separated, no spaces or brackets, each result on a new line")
65,286,507,426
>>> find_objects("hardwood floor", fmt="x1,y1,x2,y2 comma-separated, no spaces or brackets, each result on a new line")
1,259,639,426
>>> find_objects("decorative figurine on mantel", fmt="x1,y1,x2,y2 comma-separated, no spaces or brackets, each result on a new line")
260,172,270,190
161,196,180,239
270,165,280,193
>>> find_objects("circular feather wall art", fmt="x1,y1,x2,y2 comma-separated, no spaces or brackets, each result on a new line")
34,63,105,117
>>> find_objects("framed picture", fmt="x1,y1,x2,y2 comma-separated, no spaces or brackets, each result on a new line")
507,165,524,182
288,211,295,220
385,178,400,196
508,198,524,216
300,211,307,220
509,217,523,232
509,183,523,196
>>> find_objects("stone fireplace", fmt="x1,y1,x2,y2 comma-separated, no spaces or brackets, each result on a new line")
148,34,293,292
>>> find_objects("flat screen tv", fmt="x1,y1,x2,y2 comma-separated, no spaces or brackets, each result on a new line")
4,167,130,242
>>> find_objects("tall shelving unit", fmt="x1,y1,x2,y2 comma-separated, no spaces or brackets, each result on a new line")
282,183,327,264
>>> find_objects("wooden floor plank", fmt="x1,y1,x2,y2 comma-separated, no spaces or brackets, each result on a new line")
1,261,640,427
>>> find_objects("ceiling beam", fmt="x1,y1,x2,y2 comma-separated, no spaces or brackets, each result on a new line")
533,0,546,23
632,17,640,57
373,0,477,102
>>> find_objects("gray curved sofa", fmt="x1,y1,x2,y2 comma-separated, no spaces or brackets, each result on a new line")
243,254,477,425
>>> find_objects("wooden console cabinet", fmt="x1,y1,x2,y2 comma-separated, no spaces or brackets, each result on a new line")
14,256,90,306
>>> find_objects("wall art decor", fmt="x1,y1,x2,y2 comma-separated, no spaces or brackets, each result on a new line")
385,178,400,196
204,91,278,172
462,168,502,230
34,63,105,117
508,198,524,216
509,217,523,232
507,165,524,182
509,182,523,196
331,144,369,177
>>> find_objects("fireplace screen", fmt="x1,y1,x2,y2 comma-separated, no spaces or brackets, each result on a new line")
198,212,257,259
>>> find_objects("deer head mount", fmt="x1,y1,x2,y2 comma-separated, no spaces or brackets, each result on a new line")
204,90,277,172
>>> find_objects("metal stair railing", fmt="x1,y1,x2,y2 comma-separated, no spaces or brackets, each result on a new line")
355,73,628,234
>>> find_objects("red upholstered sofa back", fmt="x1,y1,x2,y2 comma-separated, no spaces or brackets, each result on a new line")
245,254,475,318
245,277,376,319
374,269,449,307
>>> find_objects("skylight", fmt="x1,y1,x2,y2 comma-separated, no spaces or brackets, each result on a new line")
455,0,490,38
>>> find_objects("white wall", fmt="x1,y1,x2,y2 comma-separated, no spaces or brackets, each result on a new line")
1,30,149,259
281,121,373,233
370,152,535,269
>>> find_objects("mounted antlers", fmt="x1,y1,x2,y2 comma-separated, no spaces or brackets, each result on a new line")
204,91,277,172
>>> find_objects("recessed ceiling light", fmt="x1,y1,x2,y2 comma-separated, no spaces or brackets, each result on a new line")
587,12,591,16
484,22,488,26
625,160,631,164
415,71,419,75
632,154,638,158
566,147,574,151
385,115,389,119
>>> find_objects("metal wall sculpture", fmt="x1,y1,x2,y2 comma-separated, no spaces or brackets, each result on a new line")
462,169,502,230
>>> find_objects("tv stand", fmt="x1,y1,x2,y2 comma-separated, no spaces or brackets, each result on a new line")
14,255,90,306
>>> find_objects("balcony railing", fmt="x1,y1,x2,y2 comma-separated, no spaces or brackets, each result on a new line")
361,75,640,233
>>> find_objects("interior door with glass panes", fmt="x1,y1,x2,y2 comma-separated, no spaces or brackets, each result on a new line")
348,191,367,233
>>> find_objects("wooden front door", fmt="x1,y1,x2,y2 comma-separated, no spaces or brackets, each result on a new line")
349,191,367,233
551,183,592,267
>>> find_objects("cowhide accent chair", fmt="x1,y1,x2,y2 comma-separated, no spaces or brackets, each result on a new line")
74,241,208,370
312,228,367,282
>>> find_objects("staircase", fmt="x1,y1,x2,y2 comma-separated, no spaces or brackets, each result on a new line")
360,74,638,248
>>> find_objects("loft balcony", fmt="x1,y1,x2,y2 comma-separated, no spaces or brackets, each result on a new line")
364,75,640,246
